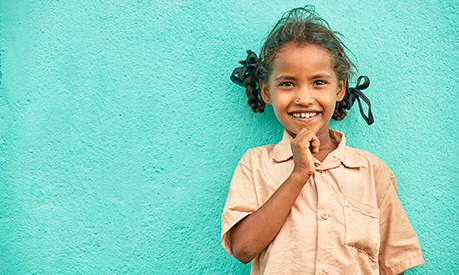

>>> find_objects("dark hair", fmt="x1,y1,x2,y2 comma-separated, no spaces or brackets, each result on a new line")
245,6,355,120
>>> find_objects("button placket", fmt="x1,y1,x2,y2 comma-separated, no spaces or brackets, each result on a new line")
314,169,334,274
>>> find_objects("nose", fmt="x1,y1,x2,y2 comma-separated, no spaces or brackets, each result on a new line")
295,86,314,105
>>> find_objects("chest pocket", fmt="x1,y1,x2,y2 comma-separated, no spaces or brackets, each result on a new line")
343,197,380,262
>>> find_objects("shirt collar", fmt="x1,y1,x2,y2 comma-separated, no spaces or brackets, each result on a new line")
272,130,294,162
272,129,365,169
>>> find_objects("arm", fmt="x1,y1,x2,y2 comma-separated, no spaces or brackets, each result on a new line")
376,159,424,274
229,129,319,264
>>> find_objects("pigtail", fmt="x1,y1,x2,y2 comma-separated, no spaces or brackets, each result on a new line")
333,93,349,121
244,69,265,113
230,50,265,113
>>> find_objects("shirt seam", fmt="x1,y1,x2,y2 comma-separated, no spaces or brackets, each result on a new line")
345,205,379,219
343,243,378,263
382,252,424,274
240,150,260,208
378,178,393,209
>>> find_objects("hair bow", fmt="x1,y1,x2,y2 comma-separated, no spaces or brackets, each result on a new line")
230,50,259,86
346,76,374,125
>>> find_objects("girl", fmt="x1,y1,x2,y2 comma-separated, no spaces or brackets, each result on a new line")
221,6,424,275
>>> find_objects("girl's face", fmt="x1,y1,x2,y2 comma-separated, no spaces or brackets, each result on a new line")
260,42,345,139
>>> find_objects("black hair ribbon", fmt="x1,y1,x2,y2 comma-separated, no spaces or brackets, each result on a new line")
230,50,259,86
346,76,374,125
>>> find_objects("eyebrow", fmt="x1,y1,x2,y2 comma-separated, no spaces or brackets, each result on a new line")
274,73,333,81
312,73,333,79
274,75,295,81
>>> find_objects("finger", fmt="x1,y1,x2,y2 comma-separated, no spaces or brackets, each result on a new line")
293,128,309,140
294,128,319,152
309,135,320,154
294,128,314,143
292,134,312,152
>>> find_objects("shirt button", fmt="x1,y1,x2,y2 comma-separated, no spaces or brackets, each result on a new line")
321,213,329,220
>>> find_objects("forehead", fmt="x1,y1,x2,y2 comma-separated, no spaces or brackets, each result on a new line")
271,42,334,74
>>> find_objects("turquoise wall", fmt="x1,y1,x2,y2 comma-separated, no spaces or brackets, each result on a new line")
1,0,457,274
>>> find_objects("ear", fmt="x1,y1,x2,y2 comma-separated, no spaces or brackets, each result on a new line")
336,79,346,102
259,82,272,105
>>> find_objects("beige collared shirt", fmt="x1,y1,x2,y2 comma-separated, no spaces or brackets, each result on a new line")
221,130,424,274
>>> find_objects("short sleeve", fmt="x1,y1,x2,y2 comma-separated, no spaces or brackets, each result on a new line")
221,150,259,258
378,180,425,274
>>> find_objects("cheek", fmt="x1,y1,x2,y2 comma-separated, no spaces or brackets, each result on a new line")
322,94,339,113
271,96,290,112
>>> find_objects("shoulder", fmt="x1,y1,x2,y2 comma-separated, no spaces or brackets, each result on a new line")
347,146,393,173
346,146,398,195
238,144,276,167
332,130,392,176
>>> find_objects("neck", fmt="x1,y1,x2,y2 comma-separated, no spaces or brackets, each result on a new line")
314,129,338,162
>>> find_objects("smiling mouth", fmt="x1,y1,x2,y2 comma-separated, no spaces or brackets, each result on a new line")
291,112,318,118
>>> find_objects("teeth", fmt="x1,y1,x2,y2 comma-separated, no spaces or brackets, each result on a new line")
292,112,317,118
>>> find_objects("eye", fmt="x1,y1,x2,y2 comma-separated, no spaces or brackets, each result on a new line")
280,82,294,87
314,80,327,86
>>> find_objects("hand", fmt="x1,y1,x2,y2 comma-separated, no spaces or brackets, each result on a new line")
290,128,320,180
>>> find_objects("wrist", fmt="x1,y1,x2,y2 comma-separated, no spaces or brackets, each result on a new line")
290,169,312,186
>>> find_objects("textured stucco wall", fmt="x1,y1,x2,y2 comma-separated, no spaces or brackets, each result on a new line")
0,0,458,274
